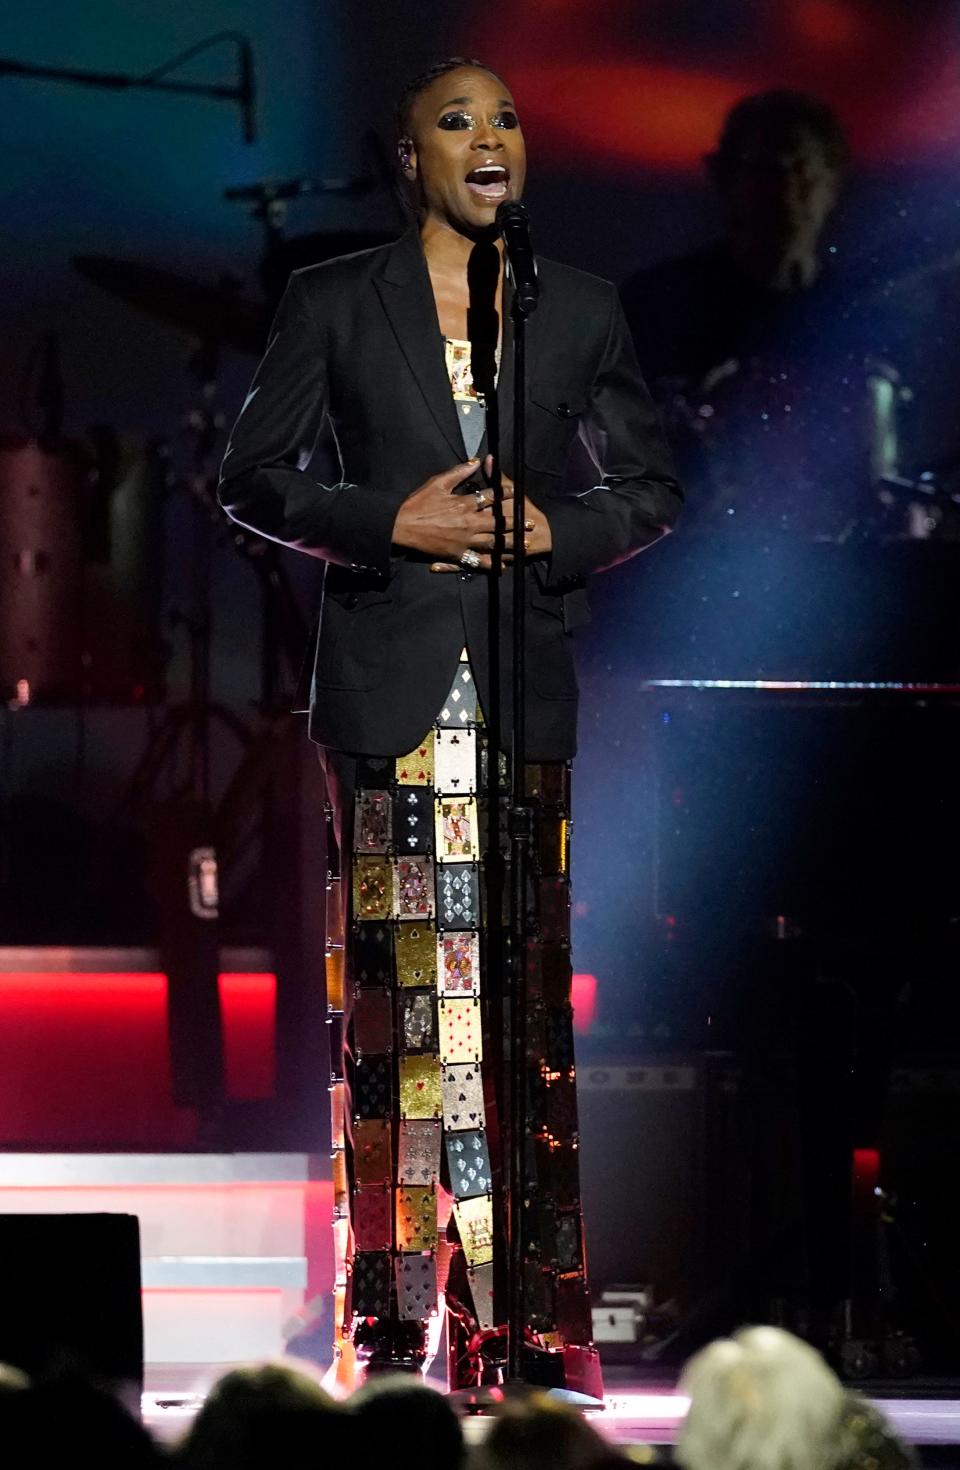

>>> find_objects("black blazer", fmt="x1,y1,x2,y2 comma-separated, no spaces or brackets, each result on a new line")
218,228,681,759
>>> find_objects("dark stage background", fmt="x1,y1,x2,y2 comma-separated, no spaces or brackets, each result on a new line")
3,0,960,1375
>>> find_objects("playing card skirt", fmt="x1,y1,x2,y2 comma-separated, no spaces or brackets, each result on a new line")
322,648,601,1394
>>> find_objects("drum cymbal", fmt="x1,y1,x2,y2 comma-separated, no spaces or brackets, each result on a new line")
258,229,397,301
74,255,271,353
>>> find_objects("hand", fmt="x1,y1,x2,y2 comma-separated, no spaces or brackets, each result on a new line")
392,459,515,570
429,457,552,573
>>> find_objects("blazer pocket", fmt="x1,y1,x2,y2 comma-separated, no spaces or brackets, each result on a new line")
314,572,398,691
526,390,588,474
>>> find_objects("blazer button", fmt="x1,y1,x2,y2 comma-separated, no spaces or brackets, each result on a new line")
557,402,571,418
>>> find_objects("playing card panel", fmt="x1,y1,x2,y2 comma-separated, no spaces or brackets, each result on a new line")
524,1266,557,1333
355,1055,391,1120
353,1186,391,1251
434,728,477,795
468,1261,496,1330
399,989,439,1054
437,863,481,930
436,796,479,863
393,786,434,856
446,1128,493,1200
332,1148,348,1215
396,1184,438,1251
398,1118,442,1184
537,813,568,877
454,1194,494,1267
437,931,480,996
354,1118,392,1186
395,921,437,987
556,1275,593,1344
356,755,395,790
325,876,345,949
399,1054,442,1119
354,921,394,988
441,1062,486,1132
554,1211,584,1275
355,790,392,854
546,1074,579,1141
544,1005,576,1073
394,857,436,920
438,661,480,728
396,1253,439,1320
395,736,434,787
525,761,570,807
538,877,571,943
353,856,391,922
350,1251,391,1319
439,997,482,1065
353,988,392,1055
325,946,345,1014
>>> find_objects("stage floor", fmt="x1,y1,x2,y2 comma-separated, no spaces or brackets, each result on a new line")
143,1369,960,1459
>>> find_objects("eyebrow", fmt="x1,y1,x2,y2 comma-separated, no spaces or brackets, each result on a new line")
436,96,515,112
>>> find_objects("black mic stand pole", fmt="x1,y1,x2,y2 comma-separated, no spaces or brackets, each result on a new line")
505,269,535,1387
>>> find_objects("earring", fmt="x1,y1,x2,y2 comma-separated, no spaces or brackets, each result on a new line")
398,138,415,174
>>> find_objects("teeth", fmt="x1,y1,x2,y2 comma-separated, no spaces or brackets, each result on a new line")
468,166,507,182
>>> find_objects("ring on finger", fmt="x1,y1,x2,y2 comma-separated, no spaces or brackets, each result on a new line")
460,548,482,570
475,489,487,509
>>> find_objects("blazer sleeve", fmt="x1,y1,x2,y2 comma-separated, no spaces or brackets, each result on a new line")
217,272,406,573
542,282,683,587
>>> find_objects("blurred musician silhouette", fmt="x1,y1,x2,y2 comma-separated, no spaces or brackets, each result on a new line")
622,90,902,536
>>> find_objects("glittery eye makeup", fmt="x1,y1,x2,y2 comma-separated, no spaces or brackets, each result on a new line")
437,109,520,132
439,111,474,131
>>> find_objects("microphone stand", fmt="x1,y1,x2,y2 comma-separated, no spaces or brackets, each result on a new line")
0,33,255,141
505,269,535,1386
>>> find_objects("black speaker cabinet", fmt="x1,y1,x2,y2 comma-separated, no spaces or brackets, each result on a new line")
578,1055,748,1313
0,1214,143,1391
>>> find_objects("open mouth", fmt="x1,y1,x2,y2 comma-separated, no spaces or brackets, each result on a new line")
465,164,509,203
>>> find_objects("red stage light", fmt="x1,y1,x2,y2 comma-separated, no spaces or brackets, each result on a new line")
571,972,598,1034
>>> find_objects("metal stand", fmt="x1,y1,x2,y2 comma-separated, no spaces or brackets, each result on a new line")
505,287,535,1385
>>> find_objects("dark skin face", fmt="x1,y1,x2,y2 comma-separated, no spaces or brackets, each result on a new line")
403,66,527,242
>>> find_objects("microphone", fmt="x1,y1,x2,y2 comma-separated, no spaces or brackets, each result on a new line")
496,200,538,314
238,39,256,144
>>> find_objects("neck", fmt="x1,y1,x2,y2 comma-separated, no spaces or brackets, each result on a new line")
420,214,503,272
728,231,822,292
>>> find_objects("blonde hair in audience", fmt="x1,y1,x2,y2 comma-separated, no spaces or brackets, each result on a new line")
677,1327,846,1470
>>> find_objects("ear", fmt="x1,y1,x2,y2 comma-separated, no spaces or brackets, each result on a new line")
397,136,417,178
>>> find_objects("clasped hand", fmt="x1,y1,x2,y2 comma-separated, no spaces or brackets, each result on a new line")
391,454,552,573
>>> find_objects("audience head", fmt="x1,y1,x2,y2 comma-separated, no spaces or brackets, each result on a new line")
475,1389,627,1470
835,1392,918,1470
350,1376,464,1470
178,1361,346,1470
677,1326,846,1470
7,1376,160,1468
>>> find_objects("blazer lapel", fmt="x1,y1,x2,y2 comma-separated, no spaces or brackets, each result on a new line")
374,228,465,461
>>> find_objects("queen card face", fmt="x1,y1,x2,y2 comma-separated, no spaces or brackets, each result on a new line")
394,857,436,921
437,931,480,996
434,728,477,795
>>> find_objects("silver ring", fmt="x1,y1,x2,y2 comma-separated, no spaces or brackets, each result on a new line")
475,489,487,509
460,549,482,570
